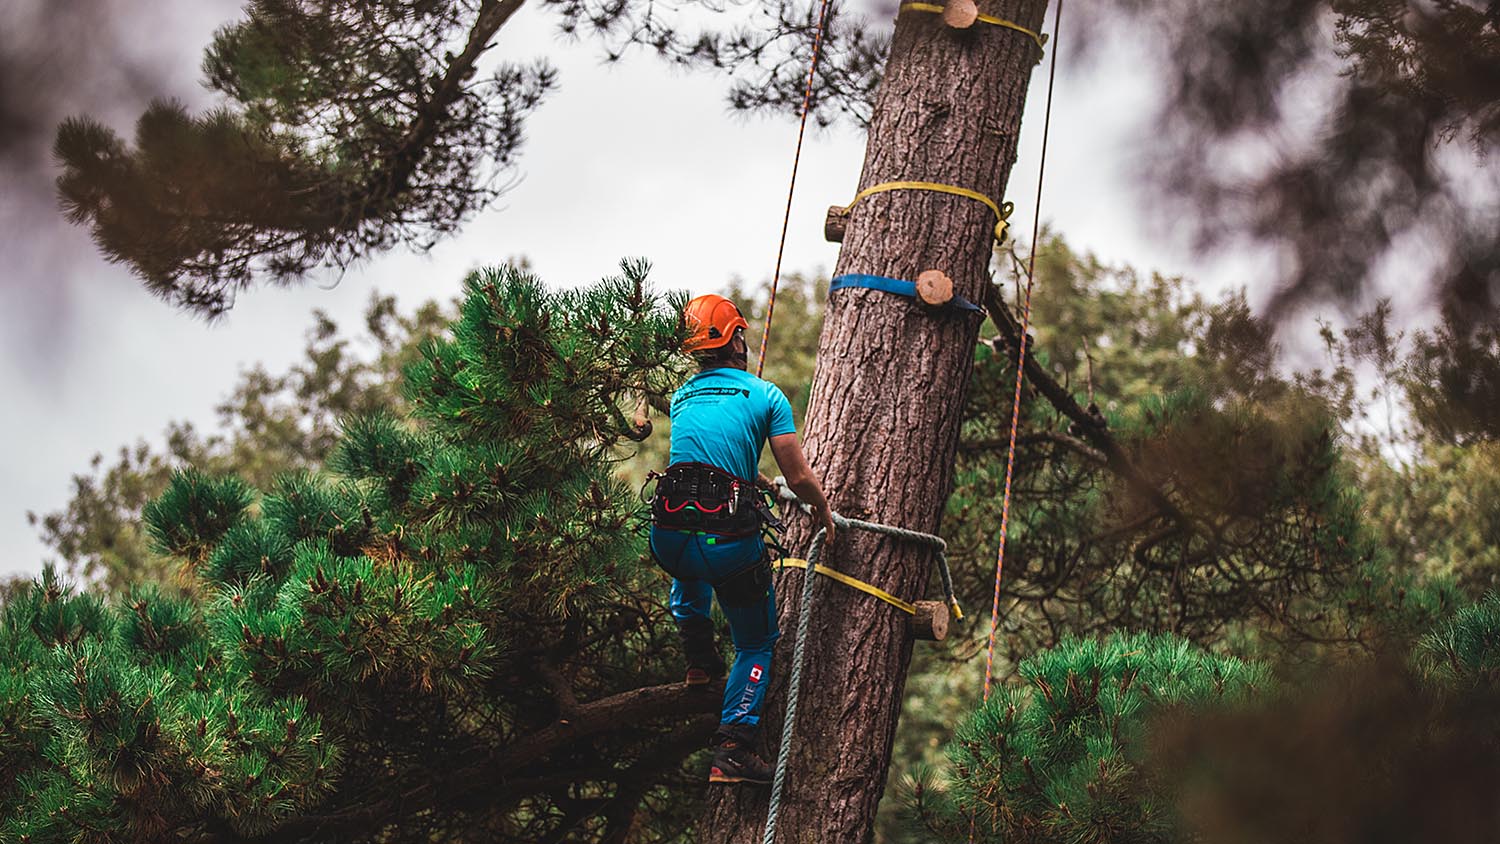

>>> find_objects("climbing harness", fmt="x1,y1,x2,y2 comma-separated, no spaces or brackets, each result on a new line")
758,0,835,377
762,479,960,844
714,556,778,609
647,463,781,538
830,181,1015,244
898,2,1048,54
830,273,984,313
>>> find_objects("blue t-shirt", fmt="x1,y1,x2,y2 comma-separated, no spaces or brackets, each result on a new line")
669,367,796,482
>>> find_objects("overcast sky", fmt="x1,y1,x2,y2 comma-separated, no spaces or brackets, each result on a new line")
1,1,1245,579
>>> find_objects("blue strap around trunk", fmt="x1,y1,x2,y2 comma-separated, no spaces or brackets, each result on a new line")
829,273,983,313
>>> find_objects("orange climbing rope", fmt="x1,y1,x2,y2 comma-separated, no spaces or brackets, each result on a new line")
970,6,1064,841
982,0,1065,701
758,0,835,378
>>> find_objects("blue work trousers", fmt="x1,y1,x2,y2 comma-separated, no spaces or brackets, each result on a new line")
649,527,780,726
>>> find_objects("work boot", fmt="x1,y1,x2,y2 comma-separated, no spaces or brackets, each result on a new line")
708,724,773,785
675,616,726,687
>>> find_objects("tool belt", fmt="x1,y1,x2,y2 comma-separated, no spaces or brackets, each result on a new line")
649,462,782,537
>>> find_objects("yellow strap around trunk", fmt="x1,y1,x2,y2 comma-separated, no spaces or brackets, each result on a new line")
898,2,1048,52
834,180,1014,243
776,557,918,615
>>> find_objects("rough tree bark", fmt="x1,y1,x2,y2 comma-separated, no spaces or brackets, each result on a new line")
702,1,1050,840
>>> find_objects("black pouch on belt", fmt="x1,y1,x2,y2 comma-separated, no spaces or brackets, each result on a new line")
651,462,762,537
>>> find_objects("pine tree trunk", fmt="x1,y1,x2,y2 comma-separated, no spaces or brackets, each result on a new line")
703,1,1048,840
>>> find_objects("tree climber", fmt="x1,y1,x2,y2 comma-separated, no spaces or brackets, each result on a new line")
649,293,836,785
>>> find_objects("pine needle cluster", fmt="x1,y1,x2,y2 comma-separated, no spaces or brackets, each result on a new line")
911,633,1270,844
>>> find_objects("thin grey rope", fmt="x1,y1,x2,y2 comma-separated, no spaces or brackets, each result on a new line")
761,479,960,843
770,479,961,616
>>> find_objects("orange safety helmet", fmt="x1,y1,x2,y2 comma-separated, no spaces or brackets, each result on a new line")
682,294,749,353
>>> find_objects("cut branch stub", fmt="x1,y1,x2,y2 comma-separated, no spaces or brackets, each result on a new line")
825,205,851,243
915,269,955,307
908,601,950,641
624,397,653,442
942,0,980,28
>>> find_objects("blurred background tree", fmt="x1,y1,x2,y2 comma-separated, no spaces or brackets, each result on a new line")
54,0,551,315
50,0,881,316
1145,595,1500,844
895,597,1500,844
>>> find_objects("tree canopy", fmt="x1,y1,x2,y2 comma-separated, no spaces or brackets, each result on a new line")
22,233,1497,839
58,0,1497,341
5,263,717,842
16,218,1500,840
26,0,1500,832
49,0,873,316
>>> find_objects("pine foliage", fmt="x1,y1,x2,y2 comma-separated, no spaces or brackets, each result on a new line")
0,567,338,841
1,264,706,842
916,633,1269,844
49,0,887,315
1415,591,1500,689
54,1,553,316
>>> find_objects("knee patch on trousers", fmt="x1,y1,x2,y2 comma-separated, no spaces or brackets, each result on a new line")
714,558,773,609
